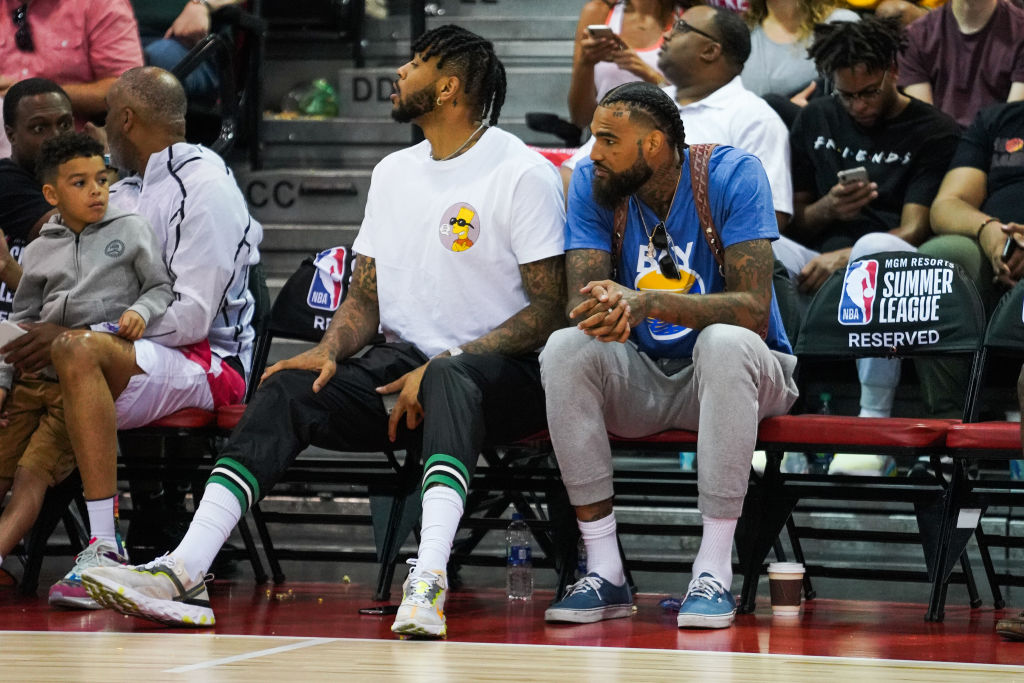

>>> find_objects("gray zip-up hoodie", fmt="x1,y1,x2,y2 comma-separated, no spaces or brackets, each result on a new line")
0,205,174,390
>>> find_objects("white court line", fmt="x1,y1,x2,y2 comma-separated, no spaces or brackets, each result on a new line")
162,636,336,673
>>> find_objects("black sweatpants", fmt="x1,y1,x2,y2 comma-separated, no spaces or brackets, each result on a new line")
209,342,546,510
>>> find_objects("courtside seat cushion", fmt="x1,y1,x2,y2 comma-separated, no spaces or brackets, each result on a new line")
758,415,958,449
217,403,247,430
144,407,217,429
946,421,1021,452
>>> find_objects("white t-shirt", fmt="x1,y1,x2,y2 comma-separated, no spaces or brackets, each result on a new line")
565,77,794,216
352,127,566,358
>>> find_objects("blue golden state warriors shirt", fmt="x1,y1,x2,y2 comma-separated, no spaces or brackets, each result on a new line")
566,146,792,359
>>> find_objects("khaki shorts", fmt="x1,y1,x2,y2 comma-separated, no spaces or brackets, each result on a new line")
0,377,75,486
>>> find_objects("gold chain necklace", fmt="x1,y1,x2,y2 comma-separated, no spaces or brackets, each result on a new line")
431,123,488,161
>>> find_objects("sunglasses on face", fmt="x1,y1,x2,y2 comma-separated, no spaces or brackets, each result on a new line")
12,3,32,52
650,222,681,280
672,18,720,44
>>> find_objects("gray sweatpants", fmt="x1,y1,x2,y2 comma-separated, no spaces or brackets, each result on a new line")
539,324,799,519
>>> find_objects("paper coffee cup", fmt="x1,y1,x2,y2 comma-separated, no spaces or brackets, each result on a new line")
767,562,804,615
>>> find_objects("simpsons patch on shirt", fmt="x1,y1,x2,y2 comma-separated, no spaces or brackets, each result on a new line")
439,203,480,252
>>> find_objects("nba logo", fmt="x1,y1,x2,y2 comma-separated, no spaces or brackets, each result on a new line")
307,246,348,311
838,259,878,325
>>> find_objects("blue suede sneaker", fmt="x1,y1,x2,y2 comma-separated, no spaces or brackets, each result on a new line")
544,572,633,623
676,572,736,629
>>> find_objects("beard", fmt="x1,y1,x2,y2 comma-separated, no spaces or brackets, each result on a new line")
391,81,437,123
591,154,653,209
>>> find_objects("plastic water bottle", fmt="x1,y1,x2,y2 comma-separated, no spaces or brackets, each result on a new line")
506,513,533,600
809,392,835,474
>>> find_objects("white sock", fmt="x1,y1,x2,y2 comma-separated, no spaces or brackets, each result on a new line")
86,497,116,545
172,483,241,581
691,516,737,589
579,514,624,585
415,486,464,574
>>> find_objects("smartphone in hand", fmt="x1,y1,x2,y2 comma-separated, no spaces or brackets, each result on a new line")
837,166,869,185
587,24,625,47
1002,235,1018,262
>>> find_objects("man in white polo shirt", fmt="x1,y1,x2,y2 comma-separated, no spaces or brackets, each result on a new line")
562,5,793,229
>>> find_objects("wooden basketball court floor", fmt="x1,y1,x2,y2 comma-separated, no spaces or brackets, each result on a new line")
3,580,1024,680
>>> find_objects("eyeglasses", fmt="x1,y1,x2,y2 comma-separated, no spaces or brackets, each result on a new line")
672,18,720,45
833,72,889,104
12,3,32,52
650,222,681,280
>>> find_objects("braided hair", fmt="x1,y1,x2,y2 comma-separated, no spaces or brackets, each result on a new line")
806,15,906,79
412,25,507,126
599,81,687,162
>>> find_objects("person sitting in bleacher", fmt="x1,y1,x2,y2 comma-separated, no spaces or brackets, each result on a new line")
0,66,261,610
0,132,172,592
775,16,959,432
928,101,1024,421
0,0,144,157
80,25,567,635
541,81,797,630
563,5,793,230
568,1,684,129
0,79,74,319
741,0,858,127
131,0,246,101
898,0,1024,128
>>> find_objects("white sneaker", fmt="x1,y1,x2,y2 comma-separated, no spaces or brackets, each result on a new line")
82,553,214,627
391,560,447,638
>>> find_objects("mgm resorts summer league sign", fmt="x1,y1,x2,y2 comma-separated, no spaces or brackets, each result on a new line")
795,251,985,358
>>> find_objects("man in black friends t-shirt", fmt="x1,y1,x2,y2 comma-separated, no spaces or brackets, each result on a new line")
0,79,74,320
774,17,961,441
778,16,959,295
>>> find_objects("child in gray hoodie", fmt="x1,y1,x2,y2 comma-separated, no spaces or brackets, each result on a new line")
0,132,173,582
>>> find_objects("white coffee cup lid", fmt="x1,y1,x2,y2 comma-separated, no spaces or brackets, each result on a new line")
767,562,804,573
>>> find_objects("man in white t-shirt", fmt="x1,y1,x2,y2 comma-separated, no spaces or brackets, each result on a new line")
82,26,567,636
562,5,793,229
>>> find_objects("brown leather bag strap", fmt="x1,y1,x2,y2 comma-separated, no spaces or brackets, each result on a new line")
610,199,628,278
689,142,769,340
689,143,723,275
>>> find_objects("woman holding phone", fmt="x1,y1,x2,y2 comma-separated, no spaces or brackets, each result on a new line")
568,1,688,128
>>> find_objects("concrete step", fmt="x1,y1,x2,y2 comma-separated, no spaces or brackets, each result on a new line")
236,168,372,225
258,118,571,170
334,66,571,119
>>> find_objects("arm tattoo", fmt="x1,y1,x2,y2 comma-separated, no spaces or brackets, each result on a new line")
459,255,567,356
643,239,773,332
320,254,382,361
566,248,612,317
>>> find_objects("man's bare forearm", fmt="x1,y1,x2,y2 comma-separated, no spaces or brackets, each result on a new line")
319,255,381,361
565,248,612,316
459,255,567,356
642,239,773,333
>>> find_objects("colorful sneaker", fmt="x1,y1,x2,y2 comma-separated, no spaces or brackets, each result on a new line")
82,553,214,627
48,537,129,609
676,572,736,629
544,572,633,623
391,561,447,638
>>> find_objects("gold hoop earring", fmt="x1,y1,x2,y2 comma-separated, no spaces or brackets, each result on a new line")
436,96,443,106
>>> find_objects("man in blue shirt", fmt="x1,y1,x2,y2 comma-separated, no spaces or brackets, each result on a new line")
540,81,798,630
